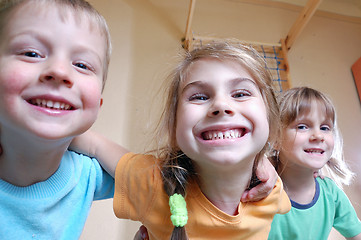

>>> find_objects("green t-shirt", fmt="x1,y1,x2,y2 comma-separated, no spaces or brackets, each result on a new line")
268,177,361,240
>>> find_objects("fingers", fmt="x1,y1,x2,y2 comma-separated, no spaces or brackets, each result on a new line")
314,170,324,179
241,181,272,202
133,225,149,240
241,156,278,202
255,158,270,182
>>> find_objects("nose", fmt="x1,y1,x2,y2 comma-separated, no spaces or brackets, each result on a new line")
207,97,235,117
39,58,74,88
310,129,325,142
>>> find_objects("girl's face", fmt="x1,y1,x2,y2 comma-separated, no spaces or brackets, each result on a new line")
279,101,335,172
175,58,269,171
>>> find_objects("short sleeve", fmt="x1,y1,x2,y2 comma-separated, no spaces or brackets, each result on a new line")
332,180,361,237
91,157,115,200
113,153,164,222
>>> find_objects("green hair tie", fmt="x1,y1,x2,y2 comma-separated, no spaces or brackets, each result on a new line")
169,193,188,227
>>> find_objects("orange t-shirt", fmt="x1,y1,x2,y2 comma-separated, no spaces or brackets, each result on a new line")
114,152,291,239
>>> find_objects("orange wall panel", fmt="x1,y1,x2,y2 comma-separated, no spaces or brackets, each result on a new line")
352,57,361,102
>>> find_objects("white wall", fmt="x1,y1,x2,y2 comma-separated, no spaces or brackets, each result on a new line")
81,0,361,239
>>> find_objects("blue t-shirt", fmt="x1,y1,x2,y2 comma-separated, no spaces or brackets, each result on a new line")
0,150,114,240
268,177,361,240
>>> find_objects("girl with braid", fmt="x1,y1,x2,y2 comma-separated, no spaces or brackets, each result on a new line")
71,41,291,239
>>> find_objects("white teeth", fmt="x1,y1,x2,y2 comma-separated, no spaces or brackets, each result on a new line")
54,102,60,109
203,129,244,140
230,130,235,138
305,149,323,154
46,100,53,108
30,98,71,110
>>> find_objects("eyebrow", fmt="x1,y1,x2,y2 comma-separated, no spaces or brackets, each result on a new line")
13,31,103,67
181,77,257,93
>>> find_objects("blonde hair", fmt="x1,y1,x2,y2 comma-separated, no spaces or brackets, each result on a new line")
154,41,279,240
276,87,354,187
0,0,111,91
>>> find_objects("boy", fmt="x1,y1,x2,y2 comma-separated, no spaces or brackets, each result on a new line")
0,0,124,239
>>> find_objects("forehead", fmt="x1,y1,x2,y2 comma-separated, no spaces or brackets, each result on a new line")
5,2,106,54
7,1,96,28
183,58,254,84
0,1,107,46
188,58,249,72
297,101,331,122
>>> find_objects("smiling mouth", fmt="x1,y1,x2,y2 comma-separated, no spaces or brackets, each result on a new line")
202,128,247,140
304,149,324,154
28,99,74,110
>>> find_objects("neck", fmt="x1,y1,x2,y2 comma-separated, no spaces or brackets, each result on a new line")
0,128,71,187
196,159,254,215
280,162,316,204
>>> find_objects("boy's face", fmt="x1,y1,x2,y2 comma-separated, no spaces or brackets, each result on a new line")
0,3,106,140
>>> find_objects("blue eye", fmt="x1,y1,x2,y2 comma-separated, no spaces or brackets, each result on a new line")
197,96,208,100
320,125,331,131
297,124,307,130
189,93,208,101
24,51,40,58
234,93,245,98
75,63,88,70
232,90,251,98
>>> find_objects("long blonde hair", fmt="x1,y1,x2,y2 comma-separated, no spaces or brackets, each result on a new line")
154,41,280,239
276,87,354,188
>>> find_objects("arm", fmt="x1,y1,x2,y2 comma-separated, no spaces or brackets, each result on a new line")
70,130,129,177
241,155,278,202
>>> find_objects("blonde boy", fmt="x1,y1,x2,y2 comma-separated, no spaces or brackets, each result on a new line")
0,0,119,239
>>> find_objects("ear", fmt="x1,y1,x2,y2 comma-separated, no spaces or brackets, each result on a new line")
99,97,103,107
